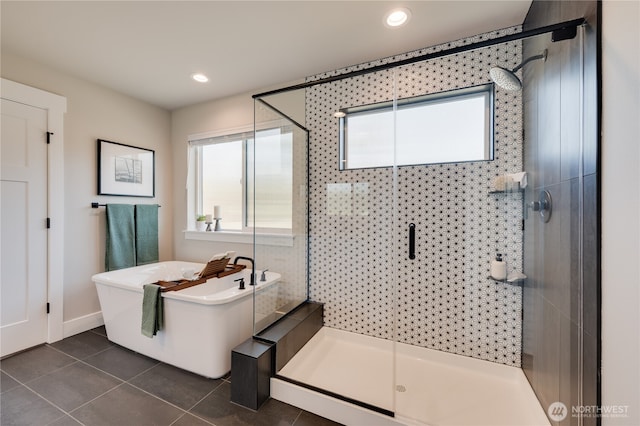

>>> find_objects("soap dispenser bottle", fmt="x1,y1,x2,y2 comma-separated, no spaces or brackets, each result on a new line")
491,253,507,281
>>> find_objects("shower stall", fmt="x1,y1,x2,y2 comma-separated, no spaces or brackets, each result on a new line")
249,14,597,426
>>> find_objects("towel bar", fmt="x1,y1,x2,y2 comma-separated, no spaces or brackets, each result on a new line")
92,202,161,208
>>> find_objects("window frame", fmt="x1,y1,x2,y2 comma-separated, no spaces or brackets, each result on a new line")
187,124,294,236
190,128,252,233
338,83,495,170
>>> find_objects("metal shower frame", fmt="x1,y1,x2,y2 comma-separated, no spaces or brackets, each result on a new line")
253,18,584,99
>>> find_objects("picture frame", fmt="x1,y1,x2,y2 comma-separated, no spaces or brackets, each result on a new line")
97,139,155,197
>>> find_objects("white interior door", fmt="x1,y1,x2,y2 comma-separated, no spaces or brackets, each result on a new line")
1,98,49,357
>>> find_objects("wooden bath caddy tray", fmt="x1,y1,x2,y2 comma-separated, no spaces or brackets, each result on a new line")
157,263,246,292
198,257,230,279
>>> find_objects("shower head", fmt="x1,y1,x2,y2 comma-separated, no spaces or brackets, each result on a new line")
489,66,523,91
489,49,548,92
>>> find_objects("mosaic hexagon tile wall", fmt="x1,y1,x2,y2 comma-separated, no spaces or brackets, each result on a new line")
306,26,524,366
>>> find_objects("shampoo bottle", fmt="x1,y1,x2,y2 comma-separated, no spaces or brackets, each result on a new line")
491,253,507,280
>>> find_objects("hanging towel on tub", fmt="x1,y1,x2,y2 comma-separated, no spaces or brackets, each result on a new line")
135,204,159,265
141,284,163,337
105,204,136,271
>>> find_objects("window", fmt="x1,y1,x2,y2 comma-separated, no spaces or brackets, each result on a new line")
339,84,494,170
189,126,293,232
248,128,293,229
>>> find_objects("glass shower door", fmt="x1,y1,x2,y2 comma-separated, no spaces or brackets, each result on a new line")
391,37,526,424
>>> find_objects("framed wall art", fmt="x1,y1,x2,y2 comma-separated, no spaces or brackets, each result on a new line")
97,139,155,197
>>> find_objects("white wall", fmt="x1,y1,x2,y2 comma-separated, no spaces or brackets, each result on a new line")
601,1,640,424
1,52,173,335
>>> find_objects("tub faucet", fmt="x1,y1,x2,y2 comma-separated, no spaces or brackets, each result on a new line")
234,278,245,290
233,256,255,286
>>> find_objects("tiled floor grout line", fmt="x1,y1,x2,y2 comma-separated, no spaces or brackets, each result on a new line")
0,368,24,387
43,346,133,388
170,411,217,426
88,352,162,383
64,378,203,426
0,342,48,362
45,342,94,361
176,379,228,425
121,362,162,382
184,380,223,412
168,411,200,426
77,342,116,358
171,410,217,426
50,411,87,426
67,380,146,424
14,378,80,424
291,410,304,425
89,328,107,338
66,382,129,424
120,379,231,426
124,379,203,417
16,359,85,387
47,340,162,385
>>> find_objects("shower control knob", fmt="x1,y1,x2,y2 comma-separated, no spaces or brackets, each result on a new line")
528,190,552,223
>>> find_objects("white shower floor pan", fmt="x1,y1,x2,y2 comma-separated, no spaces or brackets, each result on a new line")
272,327,549,426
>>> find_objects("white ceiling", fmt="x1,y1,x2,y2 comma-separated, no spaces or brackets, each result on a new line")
1,1,532,110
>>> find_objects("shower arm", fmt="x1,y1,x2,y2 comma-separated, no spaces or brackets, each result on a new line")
512,50,548,73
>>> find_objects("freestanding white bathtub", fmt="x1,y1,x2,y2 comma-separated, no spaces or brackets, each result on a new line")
92,261,280,378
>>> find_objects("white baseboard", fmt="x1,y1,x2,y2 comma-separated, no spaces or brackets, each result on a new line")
62,311,104,339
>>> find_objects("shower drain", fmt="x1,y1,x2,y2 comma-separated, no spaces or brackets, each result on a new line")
396,385,407,392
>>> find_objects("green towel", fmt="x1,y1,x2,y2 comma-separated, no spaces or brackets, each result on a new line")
141,284,163,338
105,204,136,271
135,204,159,266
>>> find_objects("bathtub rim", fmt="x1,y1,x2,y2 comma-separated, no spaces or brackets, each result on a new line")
92,260,280,306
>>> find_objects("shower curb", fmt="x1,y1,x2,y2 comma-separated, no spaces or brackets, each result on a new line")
230,301,323,410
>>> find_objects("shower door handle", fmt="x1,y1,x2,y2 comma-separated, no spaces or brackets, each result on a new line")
408,223,416,260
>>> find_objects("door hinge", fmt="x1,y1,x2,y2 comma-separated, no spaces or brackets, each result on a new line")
46,303,50,314
46,132,53,144
46,218,51,229
522,219,525,231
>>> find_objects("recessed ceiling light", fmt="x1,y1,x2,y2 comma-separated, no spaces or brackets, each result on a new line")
191,73,209,83
334,111,346,118
385,7,411,28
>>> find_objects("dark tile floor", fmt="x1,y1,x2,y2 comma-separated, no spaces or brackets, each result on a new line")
0,327,341,426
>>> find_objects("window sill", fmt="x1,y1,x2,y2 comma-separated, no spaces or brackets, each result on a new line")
183,230,295,247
